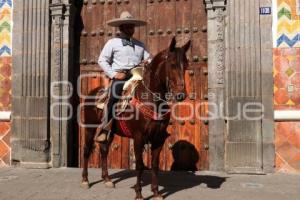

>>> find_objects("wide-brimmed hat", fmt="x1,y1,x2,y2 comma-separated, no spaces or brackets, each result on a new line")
107,11,147,27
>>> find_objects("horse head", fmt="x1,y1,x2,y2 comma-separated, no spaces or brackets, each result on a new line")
164,36,191,102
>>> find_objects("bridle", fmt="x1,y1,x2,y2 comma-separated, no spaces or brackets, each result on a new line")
141,51,184,103
142,52,171,104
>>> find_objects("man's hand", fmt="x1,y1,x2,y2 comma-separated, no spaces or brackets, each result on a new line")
114,72,127,80
138,60,150,68
141,59,149,65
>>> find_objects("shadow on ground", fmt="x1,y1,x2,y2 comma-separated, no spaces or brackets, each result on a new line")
89,170,227,199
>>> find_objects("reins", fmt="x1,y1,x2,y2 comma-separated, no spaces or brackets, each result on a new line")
127,52,173,121
140,53,171,104
141,80,170,104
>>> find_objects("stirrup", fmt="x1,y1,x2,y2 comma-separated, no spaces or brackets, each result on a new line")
94,131,108,142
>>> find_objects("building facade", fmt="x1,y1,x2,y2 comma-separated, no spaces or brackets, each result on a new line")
0,0,299,173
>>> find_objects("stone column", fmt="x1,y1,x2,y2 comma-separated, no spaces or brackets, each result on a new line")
260,0,275,173
50,0,74,167
223,0,274,173
205,0,227,171
12,0,51,168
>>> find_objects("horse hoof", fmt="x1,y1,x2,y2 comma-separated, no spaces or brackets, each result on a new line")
153,195,163,200
80,181,90,189
104,180,115,188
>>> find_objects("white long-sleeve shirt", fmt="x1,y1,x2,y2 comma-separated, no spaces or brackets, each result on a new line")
98,37,151,79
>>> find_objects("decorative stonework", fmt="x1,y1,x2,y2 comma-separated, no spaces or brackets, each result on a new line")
50,1,64,167
204,0,226,10
50,0,73,167
205,0,226,171
215,9,225,84
205,1,226,85
50,1,66,168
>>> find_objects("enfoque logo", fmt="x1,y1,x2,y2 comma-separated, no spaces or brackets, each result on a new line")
50,77,265,127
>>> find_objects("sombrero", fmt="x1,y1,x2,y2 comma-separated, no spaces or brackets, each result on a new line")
107,11,147,27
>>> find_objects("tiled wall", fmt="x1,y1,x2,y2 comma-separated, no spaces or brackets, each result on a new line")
275,122,300,173
274,0,300,173
0,0,12,167
277,0,300,48
274,48,300,109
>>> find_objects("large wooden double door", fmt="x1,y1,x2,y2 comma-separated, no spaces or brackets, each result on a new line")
78,0,208,170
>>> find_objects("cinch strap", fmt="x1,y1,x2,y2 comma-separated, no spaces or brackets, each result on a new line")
119,120,133,138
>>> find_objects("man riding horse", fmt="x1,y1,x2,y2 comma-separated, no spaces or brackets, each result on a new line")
82,10,191,200
95,11,151,142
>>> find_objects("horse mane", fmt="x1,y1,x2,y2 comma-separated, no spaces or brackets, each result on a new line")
144,46,183,76
142,50,166,84
147,46,184,70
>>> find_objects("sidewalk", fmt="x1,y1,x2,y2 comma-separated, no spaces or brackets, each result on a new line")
0,167,299,200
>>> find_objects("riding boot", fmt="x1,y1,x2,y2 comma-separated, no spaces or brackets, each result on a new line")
94,119,113,142
94,98,113,142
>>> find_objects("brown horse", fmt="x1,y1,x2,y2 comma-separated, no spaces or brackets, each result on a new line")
81,37,191,200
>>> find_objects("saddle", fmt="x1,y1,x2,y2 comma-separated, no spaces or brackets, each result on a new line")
96,66,144,111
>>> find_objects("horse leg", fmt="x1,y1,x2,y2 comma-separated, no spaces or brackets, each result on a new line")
134,141,145,200
100,137,115,188
81,129,94,189
151,145,164,200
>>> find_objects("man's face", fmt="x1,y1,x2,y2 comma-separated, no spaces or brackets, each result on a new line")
120,24,135,37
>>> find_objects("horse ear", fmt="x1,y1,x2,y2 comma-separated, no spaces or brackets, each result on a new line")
169,36,176,52
182,40,191,53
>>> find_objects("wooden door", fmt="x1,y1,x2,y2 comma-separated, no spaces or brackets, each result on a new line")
78,0,208,170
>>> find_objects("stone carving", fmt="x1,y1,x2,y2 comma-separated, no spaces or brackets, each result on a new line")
215,9,225,84
204,0,226,171
50,1,66,167
52,11,64,81
52,0,62,4
204,0,226,10
204,1,226,85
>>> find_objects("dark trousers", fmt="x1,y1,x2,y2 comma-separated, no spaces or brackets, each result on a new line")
105,73,132,125
96,76,131,139
106,78,127,122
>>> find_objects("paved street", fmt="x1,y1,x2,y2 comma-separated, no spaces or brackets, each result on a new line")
0,167,299,200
